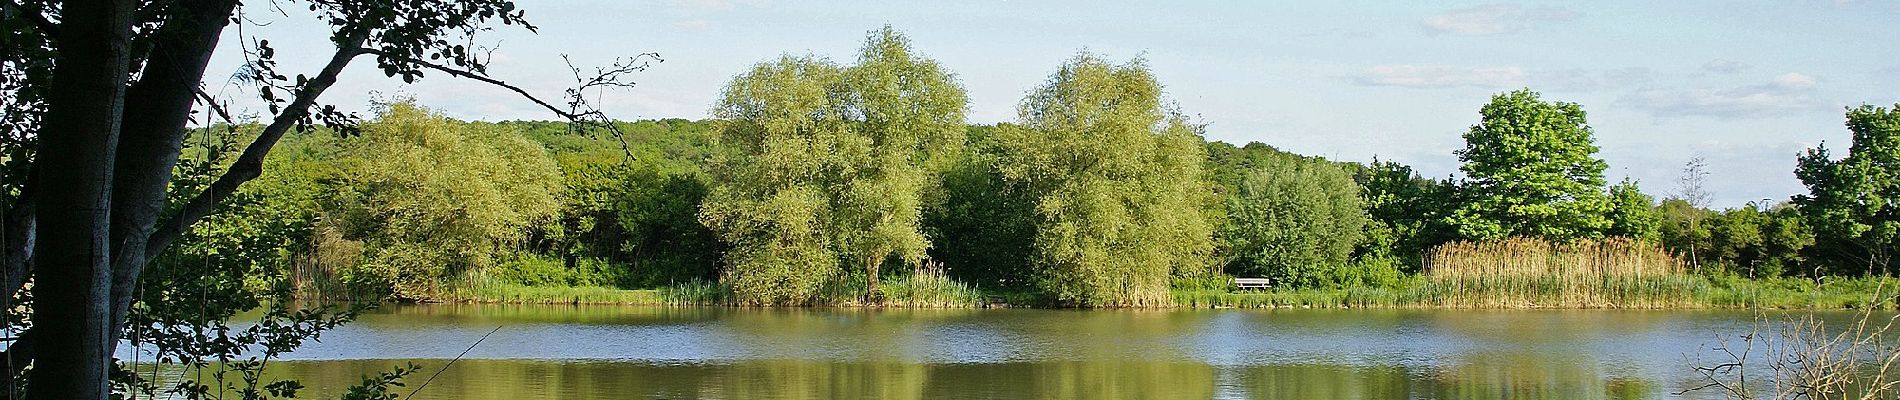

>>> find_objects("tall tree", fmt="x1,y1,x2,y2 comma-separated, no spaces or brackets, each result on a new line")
701,27,966,304
28,0,137,395
700,55,849,305
995,54,1213,307
836,27,967,298
0,0,648,395
1794,104,1900,276
1446,89,1612,242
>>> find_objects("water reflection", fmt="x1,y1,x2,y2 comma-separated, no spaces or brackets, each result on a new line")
253,359,1672,399
152,305,1880,399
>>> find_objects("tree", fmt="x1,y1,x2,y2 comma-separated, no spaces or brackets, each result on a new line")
700,55,848,305
1446,89,1613,242
701,27,967,304
1607,178,1661,240
0,0,648,395
1353,158,1459,269
1706,205,1766,276
1676,156,1712,272
995,54,1213,307
328,102,564,299
835,27,968,298
1794,104,1900,276
923,125,1038,289
1216,154,1368,287
1758,205,1814,278
1657,197,1713,268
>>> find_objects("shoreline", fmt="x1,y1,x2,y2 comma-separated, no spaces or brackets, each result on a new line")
409,276,1900,311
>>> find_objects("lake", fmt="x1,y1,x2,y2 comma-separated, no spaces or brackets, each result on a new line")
141,304,1868,399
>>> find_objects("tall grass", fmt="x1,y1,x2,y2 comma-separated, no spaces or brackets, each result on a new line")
813,266,987,308
1421,237,1698,308
877,267,986,308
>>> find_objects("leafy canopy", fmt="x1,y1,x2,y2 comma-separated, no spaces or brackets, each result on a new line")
1448,89,1612,242
996,53,1213,307
700,27,967,305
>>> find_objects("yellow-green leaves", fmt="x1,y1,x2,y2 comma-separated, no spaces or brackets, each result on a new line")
337,101,563,298
997,54,1212,307
702,27,968,305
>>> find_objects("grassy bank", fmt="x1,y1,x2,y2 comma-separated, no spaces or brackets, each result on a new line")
1173,276,1900,309
428,239,1890,309
442,275,1898,310
444,269,991,307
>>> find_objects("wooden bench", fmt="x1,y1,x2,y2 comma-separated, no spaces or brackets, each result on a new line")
1233,277,1271,290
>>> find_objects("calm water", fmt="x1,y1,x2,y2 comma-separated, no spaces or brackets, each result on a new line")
140,305,1871,399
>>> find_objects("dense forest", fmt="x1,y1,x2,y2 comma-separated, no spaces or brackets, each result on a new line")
147,29,1900,310
3,4,1896,393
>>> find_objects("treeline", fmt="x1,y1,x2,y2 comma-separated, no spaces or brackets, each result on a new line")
162,27,1900,307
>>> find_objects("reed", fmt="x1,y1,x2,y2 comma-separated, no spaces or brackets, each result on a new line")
812,266,986,308
1420,237,1698,308
877,266,987,308
449,283,671,305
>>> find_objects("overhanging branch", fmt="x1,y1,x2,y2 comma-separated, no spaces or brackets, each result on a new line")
142,31,369,260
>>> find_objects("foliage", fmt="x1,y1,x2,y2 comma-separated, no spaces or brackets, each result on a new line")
994,53,1213,307
923,125,1039,290
1606,178,1661,240
1447,89,1613,242
325,102,564,299
612,166,720,286
1215,152,1368,288
1351,159,1459,270
1794,104,1900,276
701,27,968,305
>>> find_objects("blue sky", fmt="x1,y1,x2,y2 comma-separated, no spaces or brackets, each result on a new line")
204,1,1900,208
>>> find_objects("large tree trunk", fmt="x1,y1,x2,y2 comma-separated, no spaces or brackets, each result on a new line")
106,0,240,341
30,0,138,397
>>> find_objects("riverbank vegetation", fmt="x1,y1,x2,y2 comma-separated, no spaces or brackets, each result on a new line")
149,27,1900,310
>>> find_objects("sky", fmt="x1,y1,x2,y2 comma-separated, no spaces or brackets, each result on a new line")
202,0,1900,208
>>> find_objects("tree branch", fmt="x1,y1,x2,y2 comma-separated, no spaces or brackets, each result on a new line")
359,48,657,157
357,48,582,121
142,31,368,260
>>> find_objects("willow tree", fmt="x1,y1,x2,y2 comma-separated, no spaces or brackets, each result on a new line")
1447,89,1613,242
996,54,1213,307
333,102,564,298
701,28,965,304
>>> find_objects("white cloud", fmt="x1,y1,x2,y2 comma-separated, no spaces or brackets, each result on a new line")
1352,65,1527,89
1702,59,1752,74
1620,72,1827,118
1423,4,1580,35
